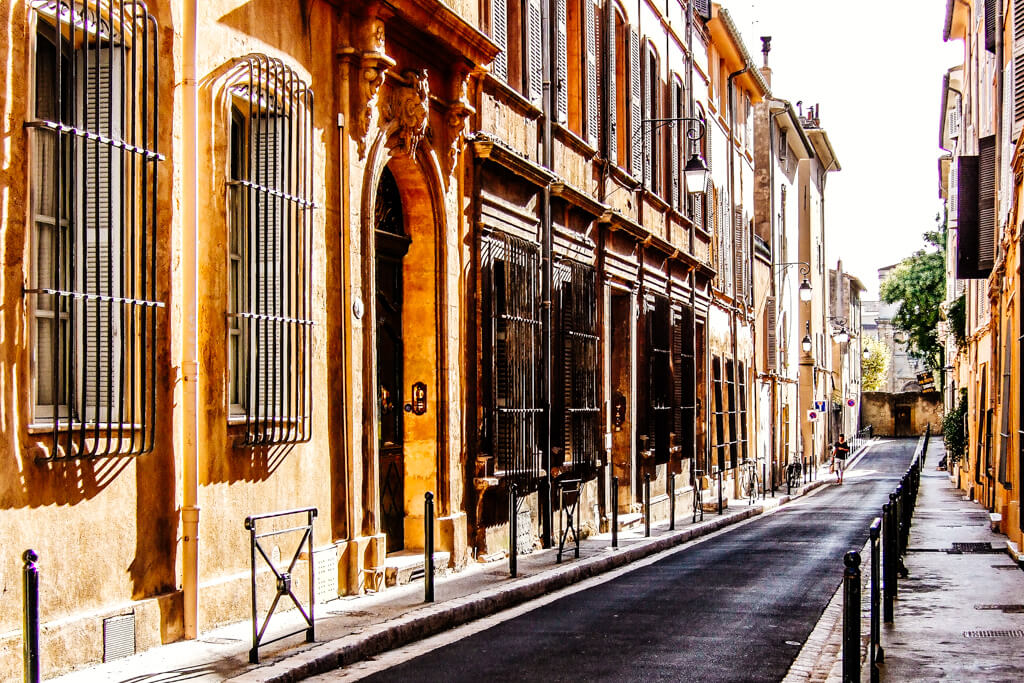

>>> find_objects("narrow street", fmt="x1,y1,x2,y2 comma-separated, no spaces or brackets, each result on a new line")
318,439,916,683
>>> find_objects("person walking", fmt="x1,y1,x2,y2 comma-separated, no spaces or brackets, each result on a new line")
832,433,851,484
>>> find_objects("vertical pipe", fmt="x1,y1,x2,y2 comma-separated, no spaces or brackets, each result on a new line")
644,472,651,537
181,0,201,640
425,492,435,602
248,523,259,663
842,551,862,683
669,472,675,530
539,0,555,551
22,550,40,683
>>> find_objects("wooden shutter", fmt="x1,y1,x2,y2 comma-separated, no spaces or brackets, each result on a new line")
641,41,652,189
562,262,599,470
956,154,980,279
630,27,642,178
585,0,599,145
80,47,122,423
986,0,997,53
1013,0,1024,140
492,0,508,82
978,134,997,274
694,0,711,21
1003,62,1013,222
253,116,285,414
556,0,568,124
527,0,544,105
672,310,684,455
670,78,680,210
605,2,617,164
766,296,777,371
733,208,744,297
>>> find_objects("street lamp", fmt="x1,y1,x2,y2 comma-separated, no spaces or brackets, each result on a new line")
828,316,850,344
640,116,709,193
775,262,812,301
801,321,812,353
683,152,710,189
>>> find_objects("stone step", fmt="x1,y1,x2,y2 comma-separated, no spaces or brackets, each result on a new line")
382,550,450,587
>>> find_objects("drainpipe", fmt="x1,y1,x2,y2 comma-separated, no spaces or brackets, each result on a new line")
181,0,201,640
540,0,554,548
727,66,747,490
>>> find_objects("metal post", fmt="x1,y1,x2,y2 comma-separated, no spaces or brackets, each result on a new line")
761,462,767,500
842,550,862,683
509,484,518,578
424,492,435,602
870,518,884,681
23,550,40,683
717,469,723,515
644,473,651,537
669,473,676,530
611,476,619,548
882,498,896,622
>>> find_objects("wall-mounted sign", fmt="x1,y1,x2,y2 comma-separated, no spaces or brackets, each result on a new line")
847,397,857,407
813,401,826,412
807,410,820,422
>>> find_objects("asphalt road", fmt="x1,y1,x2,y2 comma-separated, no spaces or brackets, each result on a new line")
335,439,917,683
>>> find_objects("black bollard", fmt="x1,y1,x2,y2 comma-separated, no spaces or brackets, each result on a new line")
869,518,884,681
644,473,651,537
882,498,896,622
23,550,40,683
424,492,435,602
509,484,518,578
842,550,862,683
669,473,676,530
611,476,619,548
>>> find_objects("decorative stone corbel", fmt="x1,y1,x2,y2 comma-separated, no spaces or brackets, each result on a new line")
441,69,477,174
383,68,430,158
342,13,396,159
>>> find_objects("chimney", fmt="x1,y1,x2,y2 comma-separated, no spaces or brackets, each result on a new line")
760,36,772,87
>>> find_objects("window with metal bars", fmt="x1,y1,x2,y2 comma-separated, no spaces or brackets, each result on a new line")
486,231,543,483
711,357,726,472
674,305,696,462
640,294,672,464
227,55,314,446
557,260,600,474
26,1,163,458
737,361,749,464
725,358,739,469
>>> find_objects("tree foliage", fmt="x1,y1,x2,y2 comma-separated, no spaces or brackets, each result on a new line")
946,293,967,352
861,336,890,391
879,227,947,373
942,389,968,464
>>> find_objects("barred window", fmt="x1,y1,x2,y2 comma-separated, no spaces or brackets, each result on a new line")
725,359,739,469
557,260,600,473
640,293,672,464
27,1,163,457
227,55,314,445
486,232,543,482
711,357,726,472
674,305,696,462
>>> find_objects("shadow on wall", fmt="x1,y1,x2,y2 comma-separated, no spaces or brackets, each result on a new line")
861,390,943,437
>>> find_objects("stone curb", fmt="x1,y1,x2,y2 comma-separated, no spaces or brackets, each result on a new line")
232,483,827,682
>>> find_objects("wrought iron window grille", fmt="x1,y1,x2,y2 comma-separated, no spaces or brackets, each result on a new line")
641,292,672,465
25,0,163,459
485,231,544,485
226,54,315,446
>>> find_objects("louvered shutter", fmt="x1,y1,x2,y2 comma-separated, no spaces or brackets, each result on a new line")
641,41,652,189
956,154,980,279
1002,62,1013,223
556,0,568,124
672,310,684,454
492,0,508,82
978,134,996,275
999,323,1012,486
670,79,680,210
605,2,617,164
585,0,599,145
80,47,122,423
527,0,544,105
629,27,642,177
733,207,744,297
694,0,711,21
253,116,285,414
766,296,777,371
1013,0,1024,140
986,0,997,53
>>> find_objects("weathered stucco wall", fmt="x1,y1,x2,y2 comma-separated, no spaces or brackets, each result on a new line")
861,391,943,437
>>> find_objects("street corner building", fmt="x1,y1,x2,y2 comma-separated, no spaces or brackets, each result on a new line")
0,1,853,677
939,0,1024,556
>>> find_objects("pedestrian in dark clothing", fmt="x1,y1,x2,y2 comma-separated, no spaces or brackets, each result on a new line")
832,434,851,484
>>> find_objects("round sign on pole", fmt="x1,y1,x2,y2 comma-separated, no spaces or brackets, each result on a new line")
807,410,819,421
847,398,856,408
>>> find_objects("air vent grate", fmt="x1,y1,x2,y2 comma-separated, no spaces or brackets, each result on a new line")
963,629,1024,638
313,545,339,604
948,542,1001,554
103,613,135,662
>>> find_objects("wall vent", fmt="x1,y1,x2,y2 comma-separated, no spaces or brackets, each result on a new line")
103,613,136,662
313,544,339,604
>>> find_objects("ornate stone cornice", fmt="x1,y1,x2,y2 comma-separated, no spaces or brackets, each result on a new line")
470,132,554,188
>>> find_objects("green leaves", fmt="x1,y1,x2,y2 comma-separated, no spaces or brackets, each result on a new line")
862,336,891,392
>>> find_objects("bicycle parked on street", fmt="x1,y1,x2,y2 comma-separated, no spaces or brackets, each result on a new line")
741,460,760,504
786,459,802,490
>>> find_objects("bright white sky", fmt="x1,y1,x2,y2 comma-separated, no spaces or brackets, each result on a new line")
725,1,963,299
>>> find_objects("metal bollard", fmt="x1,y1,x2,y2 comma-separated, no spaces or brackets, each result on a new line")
842,551,862,683
23,550,40,683
611,476,619,548
509,483,518,578
424,492,435,602
882,498,896,622
669,473,676,530
644,473,651,537
869,518,884,681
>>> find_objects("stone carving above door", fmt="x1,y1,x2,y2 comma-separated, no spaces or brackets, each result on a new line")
383,69,430,158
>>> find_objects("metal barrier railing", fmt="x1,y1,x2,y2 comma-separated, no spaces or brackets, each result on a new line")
843,426,929,680
245,507,317,663
23,550,40,683
557,479,582,563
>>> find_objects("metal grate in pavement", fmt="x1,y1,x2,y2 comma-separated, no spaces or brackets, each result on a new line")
974,604,1024,613
962,629,1024,638
948,542,1001,553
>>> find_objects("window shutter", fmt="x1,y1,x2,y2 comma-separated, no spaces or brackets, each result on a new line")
694,0,711,21
1003,62,1013,223
80,47,122,424
562,262,600,470
527,0,544,105
492,0,508,82
1013,0,1024,140
670,80,680,210
956,154,980,279
605,2,617,164
630,27,642,178
986,0,997,53
641,41,652,189
556,0,569,124
766,296,778,371
585,0,599,145
978,134,997,274
253,117,285,414
733,207,744,296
